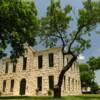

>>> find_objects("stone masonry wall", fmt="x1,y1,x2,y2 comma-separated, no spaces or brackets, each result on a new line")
0,47,81,96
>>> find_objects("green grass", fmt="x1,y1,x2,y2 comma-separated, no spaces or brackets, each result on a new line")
0,95,100,100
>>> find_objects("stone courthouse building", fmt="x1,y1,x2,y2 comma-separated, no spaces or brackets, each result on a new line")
0,46,81,96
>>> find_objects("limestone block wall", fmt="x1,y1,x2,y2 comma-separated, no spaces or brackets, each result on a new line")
0,47,81,96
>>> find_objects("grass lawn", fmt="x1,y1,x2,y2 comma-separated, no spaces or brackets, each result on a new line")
0,95,100,100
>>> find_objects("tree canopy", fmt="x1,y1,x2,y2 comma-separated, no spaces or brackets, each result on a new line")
87,57,100,71
79,64,95,88
0,0,40,59
39,0,100,97
79,63,100,93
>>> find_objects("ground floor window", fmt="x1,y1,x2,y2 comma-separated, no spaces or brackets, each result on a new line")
64,76,66,90
37,77,42,91
19,79,26,95
49,76,54,90
10,79,14,92
68,77,70,91
3,80,6,92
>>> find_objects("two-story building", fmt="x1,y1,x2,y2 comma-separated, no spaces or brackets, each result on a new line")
0,46,81,96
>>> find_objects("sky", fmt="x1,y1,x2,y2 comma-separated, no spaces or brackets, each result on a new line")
33,0,100,85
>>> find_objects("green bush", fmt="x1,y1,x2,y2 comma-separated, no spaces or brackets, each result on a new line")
48,90,53,96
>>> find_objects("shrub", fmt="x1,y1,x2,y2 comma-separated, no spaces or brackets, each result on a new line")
48,90,53,96
36,88,39,95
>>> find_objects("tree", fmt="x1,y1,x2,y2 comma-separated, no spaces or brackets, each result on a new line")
91,81,99,94
79,56,100,94
0,0,40,60
40,0,100,98
87,57,100,71
79,64,95,92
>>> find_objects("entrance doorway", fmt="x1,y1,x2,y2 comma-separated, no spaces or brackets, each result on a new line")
20,79,26,95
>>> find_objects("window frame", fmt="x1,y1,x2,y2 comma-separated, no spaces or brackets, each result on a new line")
38,55,43,69
13,62,16,72
10,79,14,92
48,53,54,67
23,57,27,70
49,75,54,90
5,62,9,73
37,76,42,91
3,80,6,92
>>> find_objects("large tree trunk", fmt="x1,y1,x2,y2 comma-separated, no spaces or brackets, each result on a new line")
54,56,77,98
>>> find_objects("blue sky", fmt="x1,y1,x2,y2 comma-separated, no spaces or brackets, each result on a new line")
33,0,100,85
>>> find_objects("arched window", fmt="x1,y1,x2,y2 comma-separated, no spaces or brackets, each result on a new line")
19,79,26,95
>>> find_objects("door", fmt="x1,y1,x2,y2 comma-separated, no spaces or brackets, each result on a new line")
20,79,26,95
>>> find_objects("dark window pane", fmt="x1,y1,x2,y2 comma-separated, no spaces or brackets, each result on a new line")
48,53,54,67
64,76,66,90
20,79,26,95
38,55,43,69
72,79,74,90
49,76,54,90
3,80,6,92
23,57,27,70
10,79,14,92
13,63,16,72
5,62,8,73
37,77,42,91
68,77,70,91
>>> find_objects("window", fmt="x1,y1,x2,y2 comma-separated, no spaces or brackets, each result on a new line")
10,79,14,92
48,53,54,67
23,57,27,70
76,80,77,90
72,79,74,91
68,77,70,91
13,62,16,72
64,76,66,90
5,62,9,73
3,80,6,92
74,62,76,72
37,77,42,91
38,55,43,69
49,76,54,90
20,79,26,95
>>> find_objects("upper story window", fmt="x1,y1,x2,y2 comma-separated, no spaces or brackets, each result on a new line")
23,57,27,70
5,62,9,73
38,55,43,69
13,62,16,72
48,53,54,67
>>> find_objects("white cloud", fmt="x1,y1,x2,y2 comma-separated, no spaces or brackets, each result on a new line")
78,54,85,60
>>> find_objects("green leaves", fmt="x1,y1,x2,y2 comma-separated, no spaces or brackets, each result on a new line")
0,0,40,58
64,5,72,14
87,57,100,71
79,64,95,87
40,1,72,48
79,58,100,93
